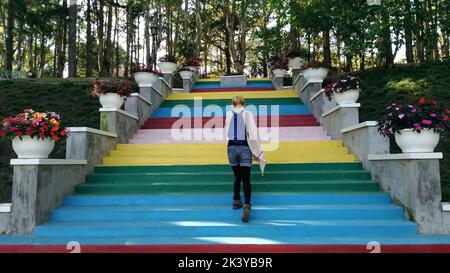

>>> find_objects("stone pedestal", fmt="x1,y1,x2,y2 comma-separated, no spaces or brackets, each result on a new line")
220,75,247,87
100,108,139,144
9,159,87,235
369,153,444,234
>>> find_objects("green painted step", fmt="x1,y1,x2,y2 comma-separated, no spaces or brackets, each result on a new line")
75,181,380,194
85,171,372,184
160,98,303,107
94,163,364,174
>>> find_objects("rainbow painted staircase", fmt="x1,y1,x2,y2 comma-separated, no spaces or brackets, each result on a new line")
2,78,450,253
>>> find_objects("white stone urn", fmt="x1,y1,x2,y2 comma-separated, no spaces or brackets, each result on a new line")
158,62,178,74
395,128,440,153
134,72,158,87
180,71,194,80
289,57,303,70
99,93,125,108
185,66,198,72
332,89,361,105
272,69,287,78
303,67,329,82
12,136,55,159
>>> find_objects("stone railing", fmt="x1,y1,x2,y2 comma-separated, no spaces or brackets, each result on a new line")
293,73,449,235
1,75,175,235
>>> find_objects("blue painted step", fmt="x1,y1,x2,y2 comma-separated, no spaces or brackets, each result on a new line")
63,194,394,207
151,105,311,118
50,204,404,222
34,220,418,237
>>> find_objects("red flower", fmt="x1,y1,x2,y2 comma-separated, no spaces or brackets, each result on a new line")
444,116,449,121
21,119,27,125
0,131,5,137
15,131,22,137
419,98,426,104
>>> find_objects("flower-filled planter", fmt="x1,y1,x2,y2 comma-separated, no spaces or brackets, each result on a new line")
269,55,288,78
132,64,161,87
0,109,69,159
324,76,361,105
158,55,178,74
179,67,195,80
302,62,329,82
183,57,202,72
287,49,308,70
92,79,132,109
378,98,449,153
272,69,287,78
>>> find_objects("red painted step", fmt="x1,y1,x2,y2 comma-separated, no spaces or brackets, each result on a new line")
1,244,450,253
141,115,319,129
192,87,275,92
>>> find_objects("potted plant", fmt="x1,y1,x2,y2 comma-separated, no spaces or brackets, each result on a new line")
92,79,132,108
183,57,202,71
179,66,195,80
132,64,160,87
324,76,361,104
157,55,178,74
0,109,69,159
301,61,329,82
287,49,308,70
378,98,449,153
269,55,288,78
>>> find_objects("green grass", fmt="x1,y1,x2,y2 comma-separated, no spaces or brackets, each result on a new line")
341,61,450,201
0,80,101,202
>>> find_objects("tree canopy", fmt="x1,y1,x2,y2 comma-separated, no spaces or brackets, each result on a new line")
0,0,449,78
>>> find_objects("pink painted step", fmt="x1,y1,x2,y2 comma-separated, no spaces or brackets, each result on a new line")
129,127,331,144
129,135,332,144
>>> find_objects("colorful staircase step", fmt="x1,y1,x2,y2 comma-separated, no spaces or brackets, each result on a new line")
33,220,418,238
192,87,275,92
166,90,298,100
150,105,312,118
160,98,304,107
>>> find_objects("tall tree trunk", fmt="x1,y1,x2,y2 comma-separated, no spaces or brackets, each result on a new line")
101,2,113,76
28,36,34,71
323,29,332,68
16,21,24,71
236,0,248,74
124,1,133,78
145,13,151,65
68,0,78,77
58,0,68,77
5,0,15,72
115,5,120,77
414,0,425,62
194,0,202,58
381,10,394,65
86,0,93,77
39,32,46,71
404,0,414,63
97,0,105,76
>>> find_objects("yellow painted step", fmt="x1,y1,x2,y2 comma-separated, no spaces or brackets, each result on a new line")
166,90,298,101
102,154,356,166
109,148,350,157
115,141,345,151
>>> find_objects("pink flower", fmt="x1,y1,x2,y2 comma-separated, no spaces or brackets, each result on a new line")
399,114,405,119
430,113,437,118
414,123,421,130
422,120,432,125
